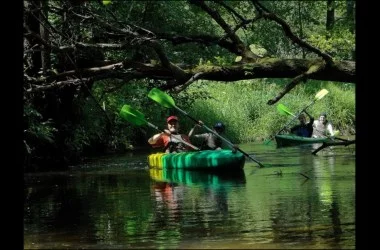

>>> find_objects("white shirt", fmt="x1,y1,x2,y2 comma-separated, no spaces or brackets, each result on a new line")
312,120,334,138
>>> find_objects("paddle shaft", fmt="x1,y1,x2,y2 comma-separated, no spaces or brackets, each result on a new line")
277,104,349,142
146,121,200,151
120,104,200,150
312,128,349,142
173,106,265,167
268,99,319,143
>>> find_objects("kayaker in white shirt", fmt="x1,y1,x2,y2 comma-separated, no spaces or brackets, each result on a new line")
188,121,225,150
188,121,238,153
312,113,334,138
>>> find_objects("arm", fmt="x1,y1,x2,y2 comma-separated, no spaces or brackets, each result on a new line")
148,129,170,145
181,134,195,151
188,125,198,137
290,125,298,133
188,120,203,137
304,110,314,123
326,123,334,136
148,132,164,145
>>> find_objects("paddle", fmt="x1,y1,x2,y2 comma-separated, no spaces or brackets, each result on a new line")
119,104,200,151
277,103,296,117
148,87,265,168
265,89,329,144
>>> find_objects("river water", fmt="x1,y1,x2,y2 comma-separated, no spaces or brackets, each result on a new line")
24,142,356,249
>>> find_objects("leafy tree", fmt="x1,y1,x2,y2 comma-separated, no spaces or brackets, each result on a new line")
23,0,355,169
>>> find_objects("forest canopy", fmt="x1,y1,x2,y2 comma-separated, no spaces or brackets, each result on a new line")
23,0,355,170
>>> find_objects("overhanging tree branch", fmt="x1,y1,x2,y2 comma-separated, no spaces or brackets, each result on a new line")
267,62,326,105
190,0,260,61
252,0,333,65
24,1,355,101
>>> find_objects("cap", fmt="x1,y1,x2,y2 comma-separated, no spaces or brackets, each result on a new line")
167,115,179,123
213,122,225,130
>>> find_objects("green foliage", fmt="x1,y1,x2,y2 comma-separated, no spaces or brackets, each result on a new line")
320,83,355,134
24,104,57,147
307,29,355,60
185,80,355,143
24,1,356,168
64,124,91,153
90,80,150,150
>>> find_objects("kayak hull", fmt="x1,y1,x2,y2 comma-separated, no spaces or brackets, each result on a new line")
275,134,331,148
147,150,245,170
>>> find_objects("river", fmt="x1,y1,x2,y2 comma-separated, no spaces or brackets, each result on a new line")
24,142,355,249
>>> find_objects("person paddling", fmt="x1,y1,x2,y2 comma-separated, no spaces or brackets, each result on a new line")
289,111,314,137
312,112,334,138
188,121,238,152
188,121,225,150
148,116,193,153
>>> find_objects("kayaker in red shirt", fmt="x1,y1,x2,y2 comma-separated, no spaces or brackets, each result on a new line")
148,115,193,153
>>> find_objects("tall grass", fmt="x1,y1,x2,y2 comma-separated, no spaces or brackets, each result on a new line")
183,79,355,143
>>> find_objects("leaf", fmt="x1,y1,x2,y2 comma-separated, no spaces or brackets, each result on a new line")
102,0,112,5
249,44,267,57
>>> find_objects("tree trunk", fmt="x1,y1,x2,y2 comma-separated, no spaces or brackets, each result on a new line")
298,2,305,59
40,0,51,74
326,0,335,33
346,0,355,34
24,0,42,76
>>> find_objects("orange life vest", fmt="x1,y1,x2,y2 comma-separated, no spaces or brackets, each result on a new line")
151,134,192,152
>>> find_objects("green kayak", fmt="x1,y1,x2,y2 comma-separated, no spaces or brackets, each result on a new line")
275,134,332,148
147,149,245,170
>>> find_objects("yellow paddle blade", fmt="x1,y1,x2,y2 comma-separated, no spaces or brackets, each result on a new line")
315,89,329,100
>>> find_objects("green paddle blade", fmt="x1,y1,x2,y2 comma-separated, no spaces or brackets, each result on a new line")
148,88,176,108
277,104,296,117
119,105,147,126
315,89,329,100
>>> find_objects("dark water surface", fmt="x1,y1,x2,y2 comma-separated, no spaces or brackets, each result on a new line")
24,142,355,249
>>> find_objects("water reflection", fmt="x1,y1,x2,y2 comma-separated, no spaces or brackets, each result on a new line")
312,152,344,244
24,143,355,249
150,168,246,218
149,168,246,187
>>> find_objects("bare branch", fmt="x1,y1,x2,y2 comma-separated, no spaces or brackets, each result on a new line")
145,39,188,83
267,63,326,105
190,0,260,61
213,0,247,24
312,140,356,155
173,72,205,93
252,0,333,65
26,78,90,93
25,58,354,92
